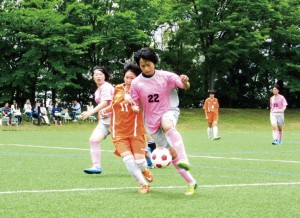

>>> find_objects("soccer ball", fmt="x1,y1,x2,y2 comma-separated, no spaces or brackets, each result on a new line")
151,147,172,168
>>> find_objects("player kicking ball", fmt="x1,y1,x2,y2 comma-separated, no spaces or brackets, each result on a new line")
128,47,197,196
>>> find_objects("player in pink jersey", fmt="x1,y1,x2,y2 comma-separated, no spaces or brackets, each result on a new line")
270,84,288,145
81,66,114,174
129,47,197,196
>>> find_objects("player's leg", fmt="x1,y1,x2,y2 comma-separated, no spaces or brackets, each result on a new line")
207,121,213,140
270,114,279,145
132,137,154,183
277,114,285,145
83,123,108,174
145,134,156,167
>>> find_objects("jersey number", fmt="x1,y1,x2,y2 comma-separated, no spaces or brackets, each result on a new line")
148,94,159,103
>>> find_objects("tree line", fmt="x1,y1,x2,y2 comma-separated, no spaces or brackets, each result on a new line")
0,0,299,108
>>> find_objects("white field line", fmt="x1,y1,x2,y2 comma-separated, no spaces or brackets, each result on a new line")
1,182,300,195
189,155,300,164
1,143,299,163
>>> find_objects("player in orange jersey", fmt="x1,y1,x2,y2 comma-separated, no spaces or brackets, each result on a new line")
203,90,221,140
101,63,153,194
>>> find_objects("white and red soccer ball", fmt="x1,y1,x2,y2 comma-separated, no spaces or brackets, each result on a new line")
151,147,172,168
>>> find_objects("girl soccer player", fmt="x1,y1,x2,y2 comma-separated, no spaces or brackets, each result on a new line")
101,63,153,194
128,47,197,196
81,66,114,174
270,84,288,145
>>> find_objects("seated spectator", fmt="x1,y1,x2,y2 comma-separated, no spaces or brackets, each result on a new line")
2,102,12,124
32,101,41,126
11,102,22,124
61,100,69,111
87,100,94,111
40,102,50,125
71,100,81,121
52,101,62,126
47,100,53,114
24,99,33,122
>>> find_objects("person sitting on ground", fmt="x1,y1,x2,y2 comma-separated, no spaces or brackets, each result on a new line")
32,101,41,126
71,100,81,121
24,99,33,122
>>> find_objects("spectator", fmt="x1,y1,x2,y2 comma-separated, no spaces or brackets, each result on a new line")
32,101,41,126
24,99,33,122
2,102,12,124
71,100,81,121
61,100,69,111
52,101,62,126
40,102,50,125
11,102,22,124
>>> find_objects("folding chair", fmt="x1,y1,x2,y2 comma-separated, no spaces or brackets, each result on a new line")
1,117,10,131
10,117,19,131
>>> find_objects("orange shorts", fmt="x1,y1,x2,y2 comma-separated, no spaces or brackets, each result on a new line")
207,112,218,123
112,135,146,157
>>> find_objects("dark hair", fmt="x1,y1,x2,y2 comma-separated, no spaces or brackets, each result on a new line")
273,84,280,90
93,66,110,81
208,89,216,94
123,63,142,77
134,47,158,66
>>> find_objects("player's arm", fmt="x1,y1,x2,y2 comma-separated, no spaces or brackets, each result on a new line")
81,101,109,119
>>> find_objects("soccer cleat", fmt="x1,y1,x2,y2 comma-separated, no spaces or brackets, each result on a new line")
278,140,282,145
213,136,221,140
83,166,102,174
272,139,278,145
142,168,154,183
185,184,198,196
177,160,191,171
138,185,150,194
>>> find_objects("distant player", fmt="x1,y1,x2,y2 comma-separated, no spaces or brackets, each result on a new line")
101,63,153,194
270,84,288,145
203,90,221,140
81,66,114,174
129,47,197,196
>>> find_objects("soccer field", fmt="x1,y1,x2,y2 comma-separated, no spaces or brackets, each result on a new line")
0,109,300,217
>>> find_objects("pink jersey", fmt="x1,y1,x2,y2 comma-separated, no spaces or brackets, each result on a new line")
270,94,287,113
130,70,185,134
94,82,114,121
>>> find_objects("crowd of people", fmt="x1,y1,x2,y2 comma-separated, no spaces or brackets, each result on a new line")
0,98,91,126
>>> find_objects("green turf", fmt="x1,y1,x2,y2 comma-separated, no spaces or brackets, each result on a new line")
0,109,300,217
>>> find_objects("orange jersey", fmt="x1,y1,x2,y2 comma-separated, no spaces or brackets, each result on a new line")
110,84,146,139
203,97,219,113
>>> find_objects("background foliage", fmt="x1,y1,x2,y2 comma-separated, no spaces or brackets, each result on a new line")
0,0,299,108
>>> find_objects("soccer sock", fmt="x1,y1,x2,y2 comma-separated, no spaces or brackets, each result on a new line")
278,130,283,141
165,128,188,162
147,140,156,152
207,127,212,139
124,155,147,186
146,147,153,166
272,130,278,140
135,158,148,172
172,157,196,185
213,125,218,138
89,140,101,167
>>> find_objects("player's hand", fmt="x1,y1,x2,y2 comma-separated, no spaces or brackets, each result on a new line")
131,105,139,114
81,111,91,120
124,93,135,106
100,109,108,118
180,74,189,84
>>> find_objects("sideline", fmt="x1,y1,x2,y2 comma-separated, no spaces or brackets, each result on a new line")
1,182,300,195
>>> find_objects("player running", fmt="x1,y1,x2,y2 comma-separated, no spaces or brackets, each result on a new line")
101,63,153,194
270,84,288,145
81,66,114,174
203,89,221,140
128,47,197,196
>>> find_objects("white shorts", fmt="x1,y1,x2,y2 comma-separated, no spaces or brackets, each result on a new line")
270,113,285,126
151,109,180,149
94,122,110,139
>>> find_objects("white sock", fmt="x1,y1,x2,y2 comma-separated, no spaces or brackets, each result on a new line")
213,126,218,138
207,127,212,139
123,155,147,186
135,158,147,172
